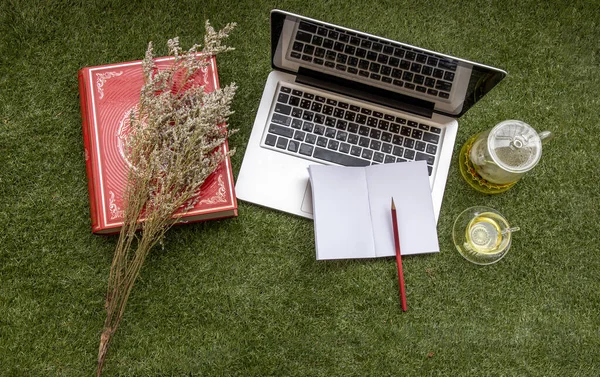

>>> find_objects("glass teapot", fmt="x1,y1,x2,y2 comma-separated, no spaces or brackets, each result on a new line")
461,120,551,193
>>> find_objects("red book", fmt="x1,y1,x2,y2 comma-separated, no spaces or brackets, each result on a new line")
78,56,237,234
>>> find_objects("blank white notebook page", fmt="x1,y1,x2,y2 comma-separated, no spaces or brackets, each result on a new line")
308,165,375,260
365,161,439,257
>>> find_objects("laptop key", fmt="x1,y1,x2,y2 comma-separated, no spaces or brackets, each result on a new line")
423,132,440,144
369,129,381,139
314,147,370,167
361,149,373,160
269,124,294,138
294,130,306,141
296,31,313,43
336,119,348,130
347,134,359,144
289,96,300,106
291,119,303,129
292,42,304,52
274,103,292,115
276,137,288,149
277,93,289,103
299,21,318,34
271,113,291,126
435,80,452,92
265,134,277,146
336,131,348,141
299,143,314,156
370,139,381,151
416,152,435,165
300,99,311,109
392,146,404,157
327,139,339,150
288,140,299,153
314,125,325,135
325,127,336,138
392,135,403,145
302,111,314,122
438,58,457,71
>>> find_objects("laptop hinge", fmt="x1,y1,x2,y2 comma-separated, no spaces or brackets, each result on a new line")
296,67,434,119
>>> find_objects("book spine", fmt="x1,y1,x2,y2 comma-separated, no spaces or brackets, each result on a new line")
78,69,101,233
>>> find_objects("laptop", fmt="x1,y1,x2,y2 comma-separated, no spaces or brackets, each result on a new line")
235,9,506,221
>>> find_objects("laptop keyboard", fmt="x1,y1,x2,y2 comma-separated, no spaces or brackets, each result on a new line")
289,20,457,102
262,85,443,176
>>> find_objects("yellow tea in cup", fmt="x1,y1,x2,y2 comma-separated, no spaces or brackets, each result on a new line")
453,206,519,265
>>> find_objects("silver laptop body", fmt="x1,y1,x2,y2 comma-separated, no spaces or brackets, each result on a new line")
236,10,506,221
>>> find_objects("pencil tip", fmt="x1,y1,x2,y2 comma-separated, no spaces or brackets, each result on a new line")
391,198,396,210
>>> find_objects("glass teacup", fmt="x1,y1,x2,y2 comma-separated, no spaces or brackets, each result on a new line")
452,206,520,265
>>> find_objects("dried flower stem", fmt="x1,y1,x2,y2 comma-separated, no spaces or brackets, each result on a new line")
97,21,237,376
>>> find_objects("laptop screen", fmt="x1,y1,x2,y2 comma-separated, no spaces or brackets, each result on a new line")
270,10,506,118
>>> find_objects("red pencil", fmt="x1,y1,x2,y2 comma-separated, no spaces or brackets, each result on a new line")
391,198,407,312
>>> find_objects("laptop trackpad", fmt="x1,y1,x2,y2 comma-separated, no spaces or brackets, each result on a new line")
300,181,313,215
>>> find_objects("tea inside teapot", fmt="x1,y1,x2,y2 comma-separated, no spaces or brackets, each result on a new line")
469,120,551,185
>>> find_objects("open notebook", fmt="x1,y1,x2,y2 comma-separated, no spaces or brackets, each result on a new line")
308,161,439,260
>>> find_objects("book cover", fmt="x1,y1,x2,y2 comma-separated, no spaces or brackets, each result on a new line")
78,56,237,234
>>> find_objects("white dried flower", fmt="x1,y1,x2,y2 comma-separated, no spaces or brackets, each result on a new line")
97,21,237,376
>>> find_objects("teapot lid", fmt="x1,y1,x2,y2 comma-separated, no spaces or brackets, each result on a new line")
487,120,542,173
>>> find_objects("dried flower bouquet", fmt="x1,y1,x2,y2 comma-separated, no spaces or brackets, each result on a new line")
96,21,237,376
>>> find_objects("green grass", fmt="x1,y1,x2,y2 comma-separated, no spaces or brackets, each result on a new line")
1,0,600,375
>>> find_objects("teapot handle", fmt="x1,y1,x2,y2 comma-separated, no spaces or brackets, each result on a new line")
538,130,553,144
